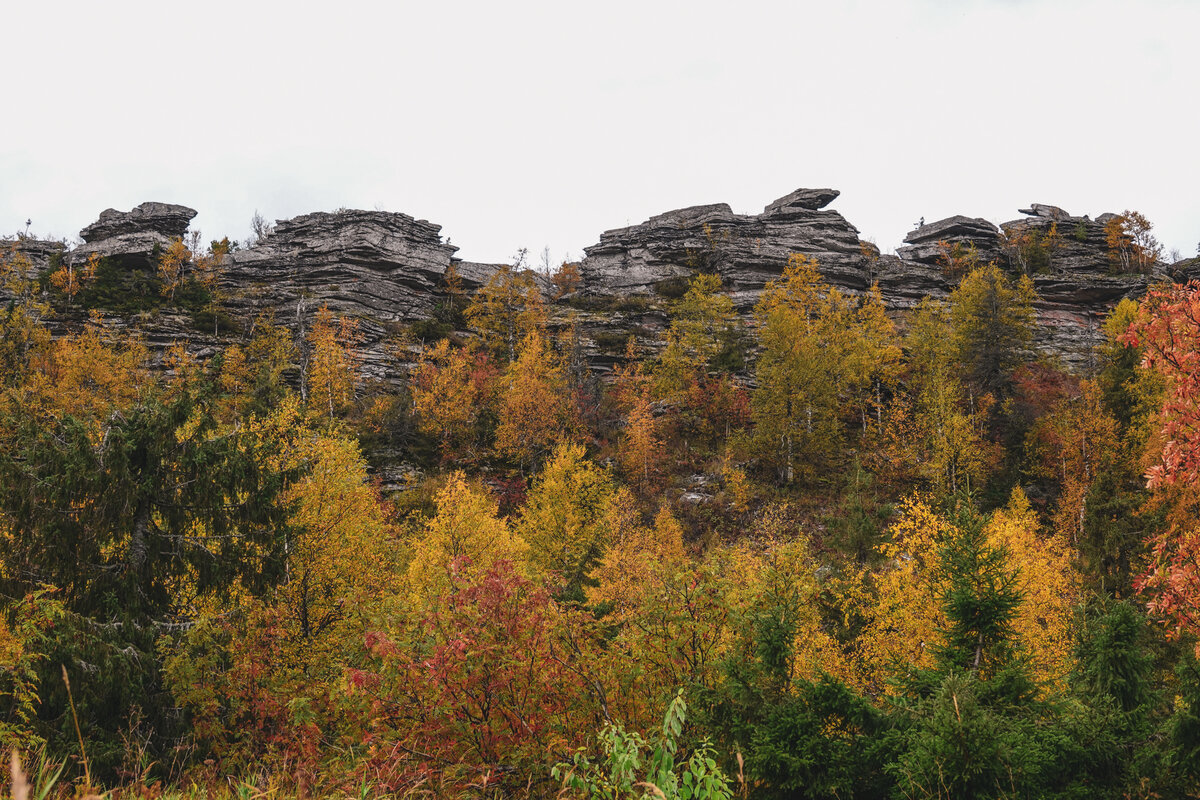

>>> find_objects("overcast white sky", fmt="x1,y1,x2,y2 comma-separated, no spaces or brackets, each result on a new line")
3,0,1197,264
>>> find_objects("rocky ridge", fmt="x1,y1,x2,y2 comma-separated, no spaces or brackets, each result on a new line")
580,188,870,308
10,190,1198,380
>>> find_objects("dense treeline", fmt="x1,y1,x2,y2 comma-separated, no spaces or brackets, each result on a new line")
2,234,1200,799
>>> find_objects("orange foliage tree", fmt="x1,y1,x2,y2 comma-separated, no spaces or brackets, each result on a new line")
49,252,99,302
551,261,583,299
158,236,191,301
494,330,575,470
348,561,602,795
1105,211,1162,274
411,339,496,461
617,390,663,492
1025,379,1120,546
1123,281,1200,640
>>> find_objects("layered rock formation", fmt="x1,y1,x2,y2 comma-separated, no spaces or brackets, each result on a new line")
75,202,196,268
6,237,65,273
10,190,1194,381
577,192,1180,368
219,210,461,380
52,204,472,380
896,216,1004,266
580,188,871,308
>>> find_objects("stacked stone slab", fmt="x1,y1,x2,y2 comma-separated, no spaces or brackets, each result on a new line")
46,191,1199,379
75,202,197,269
579,188,872,309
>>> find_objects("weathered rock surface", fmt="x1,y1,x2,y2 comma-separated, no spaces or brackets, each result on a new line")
6,237,66,272
896,215,1004,267
74,202,197,268
764,188,840,213
579,188,872,307
220,209,461,381
998,208,1169,367
36,191,1196,382
1170,255,1200,283
1018,203,1070,220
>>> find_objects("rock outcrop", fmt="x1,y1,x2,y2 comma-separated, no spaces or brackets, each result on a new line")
870,203,1170,368
579,189,872,308
896,216,1004,267
999,206,1168,367
74,202,197,268
29,191,1194,381
224,209,457,319
219,209,462,381
6,237,66,273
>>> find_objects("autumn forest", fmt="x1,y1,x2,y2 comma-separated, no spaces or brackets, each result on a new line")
2,213,1200,800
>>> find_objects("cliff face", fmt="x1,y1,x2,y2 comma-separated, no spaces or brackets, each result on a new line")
577,190,1186,370
884,202,1178,368
16,190,1196,377
219,209,460,381
55,204,470,381
580,188,870,308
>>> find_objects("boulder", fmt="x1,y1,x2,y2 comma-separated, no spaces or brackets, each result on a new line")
763,188,840,214
896,215,1003,268
1018,203,1071,220
73,202,198,268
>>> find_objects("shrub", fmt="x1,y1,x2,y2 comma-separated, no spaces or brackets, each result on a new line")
554,690,733,800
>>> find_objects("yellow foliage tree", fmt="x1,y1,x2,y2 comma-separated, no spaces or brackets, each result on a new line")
216,320,296,422
464,263,546,361
305,305,361,422
1104,210,1162,274
0,242,52,386
654,273,738,400
948,262,1037,395
280,427,397,644
411,339,494,459
597,546,731,724
845,284,903,431
984,488,1079,686
517,442,615,600
194,237,232,334
751,255,854,483
494,330,575,470
405,473,527,606
905,298,992,493
588,491,686,620
158,236,191,301
14,319,150,443
856,498,952,693
717,508,857,686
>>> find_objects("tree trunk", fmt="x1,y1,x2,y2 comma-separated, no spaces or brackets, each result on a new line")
130,501,150,573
